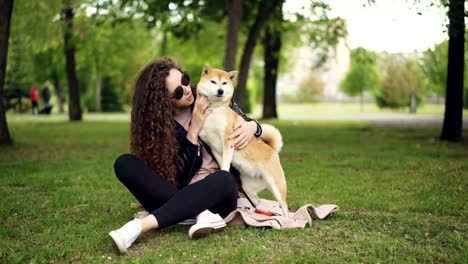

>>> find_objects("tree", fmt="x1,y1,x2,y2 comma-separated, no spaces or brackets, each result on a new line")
76,11,152,112
340,47,379,111
262,2,282,118
234,0,283,109
421,40,448,97
440,0,465,142
224,0,243,71
0,0,14,146
421,37,468,102
5,29,34,113
261,1,347,117
62,6,82,121
376,54,426,110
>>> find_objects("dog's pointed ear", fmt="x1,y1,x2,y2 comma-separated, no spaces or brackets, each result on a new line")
228,71,238,81
202,64,211,76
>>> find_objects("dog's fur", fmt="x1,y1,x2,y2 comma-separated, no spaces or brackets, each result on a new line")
197,64,289,217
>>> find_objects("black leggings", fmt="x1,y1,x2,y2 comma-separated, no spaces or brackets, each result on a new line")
113,154,238,229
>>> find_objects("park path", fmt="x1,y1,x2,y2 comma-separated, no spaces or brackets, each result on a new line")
281,113,468,128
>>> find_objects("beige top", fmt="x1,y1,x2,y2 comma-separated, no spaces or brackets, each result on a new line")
173,107,219,184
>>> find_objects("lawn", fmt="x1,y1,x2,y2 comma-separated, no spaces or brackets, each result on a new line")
0,114,467,263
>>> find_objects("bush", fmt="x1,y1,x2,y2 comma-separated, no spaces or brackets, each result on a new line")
376,56,425,109
297,73,324,102
101,76,124,112
83,76,124,112
83,94,96,112
4,87,29,113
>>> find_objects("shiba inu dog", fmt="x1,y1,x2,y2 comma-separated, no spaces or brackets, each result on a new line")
197,64,289,217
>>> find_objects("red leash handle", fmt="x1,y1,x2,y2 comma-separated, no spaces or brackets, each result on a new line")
255,209,281,216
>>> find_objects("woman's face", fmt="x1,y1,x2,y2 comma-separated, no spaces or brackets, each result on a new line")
166,68,194,108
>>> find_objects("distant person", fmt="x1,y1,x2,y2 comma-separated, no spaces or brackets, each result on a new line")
39,83,53,115
29,86,39,115
41,84,51,107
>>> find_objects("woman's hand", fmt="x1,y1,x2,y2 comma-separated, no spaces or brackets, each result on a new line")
227,121,257,150
187,94,210,144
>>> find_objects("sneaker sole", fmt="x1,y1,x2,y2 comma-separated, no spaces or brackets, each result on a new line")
109,231,127,254
188,222,227,239
211,221,227,230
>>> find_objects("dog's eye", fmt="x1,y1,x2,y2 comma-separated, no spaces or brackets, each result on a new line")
222,82,227,85
210,80,216,84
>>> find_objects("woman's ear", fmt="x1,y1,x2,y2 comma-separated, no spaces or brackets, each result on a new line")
228,71,238,81
202,64,211,75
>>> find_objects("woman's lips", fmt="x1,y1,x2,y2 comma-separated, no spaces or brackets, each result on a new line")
187,94,193,102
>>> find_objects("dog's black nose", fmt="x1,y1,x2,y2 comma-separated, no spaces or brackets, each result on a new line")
217,89,224,96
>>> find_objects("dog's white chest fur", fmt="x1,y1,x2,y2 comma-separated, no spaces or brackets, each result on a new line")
199,107,228,152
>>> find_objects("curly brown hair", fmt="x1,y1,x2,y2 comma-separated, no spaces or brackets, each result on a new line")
130,57,182,184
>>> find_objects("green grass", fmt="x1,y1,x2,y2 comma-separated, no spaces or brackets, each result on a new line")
1,115,467,263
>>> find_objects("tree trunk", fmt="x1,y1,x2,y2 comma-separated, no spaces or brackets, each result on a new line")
234,0,283,109
63,7,82,121
224,0,243,71
0,0,14,146
262,24,281,119
440,0,464,142
95,72,102,112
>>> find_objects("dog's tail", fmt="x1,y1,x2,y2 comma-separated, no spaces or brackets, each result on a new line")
260,124,283,153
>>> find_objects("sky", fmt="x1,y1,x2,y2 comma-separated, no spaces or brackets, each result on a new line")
284,0,449,53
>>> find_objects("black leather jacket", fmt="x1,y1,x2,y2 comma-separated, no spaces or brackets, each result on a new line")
175,89,262,188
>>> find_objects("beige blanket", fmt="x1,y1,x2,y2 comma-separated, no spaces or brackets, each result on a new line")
224,198,339,229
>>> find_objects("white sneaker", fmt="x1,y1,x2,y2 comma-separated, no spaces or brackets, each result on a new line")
109,219,142,254
188,210,226,239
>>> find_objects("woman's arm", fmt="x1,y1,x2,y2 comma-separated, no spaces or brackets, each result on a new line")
228,99,262,150
229,99,262,137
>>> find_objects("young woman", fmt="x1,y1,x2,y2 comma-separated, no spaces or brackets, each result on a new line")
109,57,262,254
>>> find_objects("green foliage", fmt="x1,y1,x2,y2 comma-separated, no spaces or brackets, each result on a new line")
421,40,448,97
281,1,348,70
6,1,154,112
3,0,359,117
5,27,35,95
82,94,96,112
101,76,124,112
420,34,468,110
83,76,124,112
340,47,380,97
1,117,467,262
376,55,426,109
75,13,153,108
163,20,227,82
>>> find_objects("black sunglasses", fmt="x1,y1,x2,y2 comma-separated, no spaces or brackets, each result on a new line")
170,72,190,100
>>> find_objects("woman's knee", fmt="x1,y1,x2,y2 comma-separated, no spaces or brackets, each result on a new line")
113,153,137,181
207,170,238,193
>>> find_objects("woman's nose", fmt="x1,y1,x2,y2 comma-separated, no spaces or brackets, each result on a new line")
183,85,191,94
